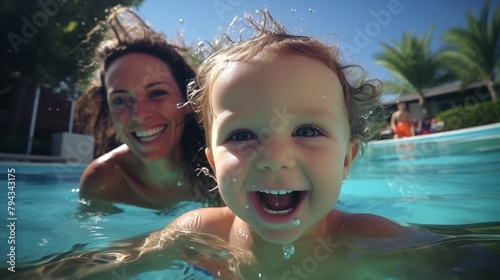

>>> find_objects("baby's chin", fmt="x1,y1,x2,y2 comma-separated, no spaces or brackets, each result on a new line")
250,224,304,245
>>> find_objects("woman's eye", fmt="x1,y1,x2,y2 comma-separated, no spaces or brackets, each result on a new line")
228,130,256,141
293,125,323,137
111,97,126,106
150,90,168,98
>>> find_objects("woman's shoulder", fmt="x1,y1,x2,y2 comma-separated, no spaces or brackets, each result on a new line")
78,144,132,200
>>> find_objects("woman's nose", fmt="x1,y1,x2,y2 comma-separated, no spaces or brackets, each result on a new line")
132,100,153,122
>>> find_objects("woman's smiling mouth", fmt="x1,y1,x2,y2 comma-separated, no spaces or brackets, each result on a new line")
132,125,166,142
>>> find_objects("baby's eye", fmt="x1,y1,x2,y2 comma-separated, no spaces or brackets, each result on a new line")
293,125,323,137
228,130,257,141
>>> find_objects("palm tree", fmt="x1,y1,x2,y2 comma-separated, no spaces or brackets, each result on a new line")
440,0,499,100
375,27,455,113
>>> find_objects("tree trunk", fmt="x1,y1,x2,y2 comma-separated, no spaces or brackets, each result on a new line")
418,91,427,115
486,79,497,100
8,71,36,137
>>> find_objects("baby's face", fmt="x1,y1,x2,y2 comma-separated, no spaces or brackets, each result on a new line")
206,54,358,244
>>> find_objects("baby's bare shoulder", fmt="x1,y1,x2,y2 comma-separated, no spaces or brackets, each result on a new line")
170,207,235,233
335,210,402,237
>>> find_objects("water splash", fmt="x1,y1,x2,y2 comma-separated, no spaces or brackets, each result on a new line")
283,243,295,260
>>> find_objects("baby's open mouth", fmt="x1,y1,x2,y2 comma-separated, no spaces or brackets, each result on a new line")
251,190,307,222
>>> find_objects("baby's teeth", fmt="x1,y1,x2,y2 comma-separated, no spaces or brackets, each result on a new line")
263,207,293,215
261,190,293,195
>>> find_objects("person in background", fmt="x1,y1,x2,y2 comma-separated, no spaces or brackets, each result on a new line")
75,6,221,211
417,114,434,135
390,100,415,139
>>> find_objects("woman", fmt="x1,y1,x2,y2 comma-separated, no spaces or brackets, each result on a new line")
75,6,220,210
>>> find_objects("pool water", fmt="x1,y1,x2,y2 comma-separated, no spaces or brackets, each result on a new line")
1,123,499,279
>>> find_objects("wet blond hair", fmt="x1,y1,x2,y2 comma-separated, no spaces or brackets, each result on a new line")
188,10,384,153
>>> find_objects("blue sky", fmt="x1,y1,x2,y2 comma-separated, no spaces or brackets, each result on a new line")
136,0,498,82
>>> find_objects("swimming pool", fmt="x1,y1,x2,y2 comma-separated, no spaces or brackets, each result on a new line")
1,123,499,279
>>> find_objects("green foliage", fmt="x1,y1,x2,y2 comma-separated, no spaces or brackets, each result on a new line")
0,0,144,86
440,0,500,90
381,80,415,95
374,25,456,112
375,26,455,96
437,99,500,131
440,0,500,100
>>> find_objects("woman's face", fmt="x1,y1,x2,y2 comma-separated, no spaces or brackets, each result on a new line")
104,53,191,161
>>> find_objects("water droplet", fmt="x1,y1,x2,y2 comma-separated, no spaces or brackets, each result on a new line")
197,41,204,47
177,179,184,187
104,8,108,13
292,218,300,226
217,271,221,276
245,205,250,209
308,8,315,13
237,228,248,239
322,95,326,99
179,18,184,24
291,8,296,12
258,272,262,278
232,178,237,182
335,106,338,110
275,203,279,206
283,243,295,260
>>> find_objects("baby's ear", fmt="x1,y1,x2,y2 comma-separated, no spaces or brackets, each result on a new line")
205,147,216,173
343,139,360,180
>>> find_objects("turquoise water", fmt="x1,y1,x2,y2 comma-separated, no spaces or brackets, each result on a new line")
1,123,499,279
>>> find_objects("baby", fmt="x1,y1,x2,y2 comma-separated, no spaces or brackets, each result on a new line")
166,9,402,279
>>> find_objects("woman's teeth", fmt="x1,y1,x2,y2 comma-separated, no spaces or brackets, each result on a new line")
133,126,166,142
